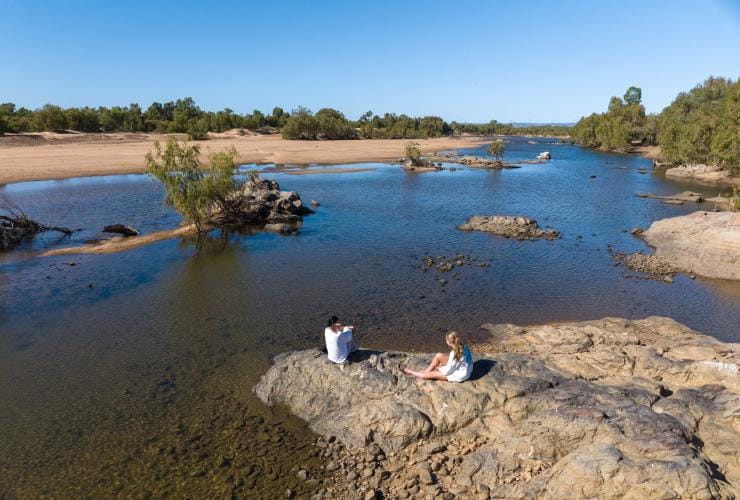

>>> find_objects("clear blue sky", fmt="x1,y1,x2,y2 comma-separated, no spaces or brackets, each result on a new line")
2,0,739,123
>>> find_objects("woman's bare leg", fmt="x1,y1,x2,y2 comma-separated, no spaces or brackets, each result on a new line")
424,352,448,373
403,368,449,381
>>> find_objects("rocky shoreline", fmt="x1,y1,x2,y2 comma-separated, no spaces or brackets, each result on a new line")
642,211,740,280
255,317,739,499
664,164,739,185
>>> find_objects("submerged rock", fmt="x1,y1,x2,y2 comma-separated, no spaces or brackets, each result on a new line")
643,211,740,280
103,224,139,237
254,317,739,498
635,191,705,204
458,215,560,240
610,250,677,279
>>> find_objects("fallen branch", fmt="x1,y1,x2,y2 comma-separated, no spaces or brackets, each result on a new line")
0,195,72,250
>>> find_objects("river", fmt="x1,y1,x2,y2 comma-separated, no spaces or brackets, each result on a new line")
1,137,738,497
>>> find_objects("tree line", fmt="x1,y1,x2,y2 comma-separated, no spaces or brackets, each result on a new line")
0,98,569,142
570,78,739,174
0,98,288,140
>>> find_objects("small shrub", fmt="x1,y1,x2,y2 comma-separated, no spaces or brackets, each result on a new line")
487,140,505,161
404,141,422,165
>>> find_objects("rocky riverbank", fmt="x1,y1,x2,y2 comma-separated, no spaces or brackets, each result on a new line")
642,211,740,280
665,164,739,185
255,317,739,499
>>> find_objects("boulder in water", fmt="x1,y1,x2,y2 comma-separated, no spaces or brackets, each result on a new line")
103,224,139,237
458,215,560,240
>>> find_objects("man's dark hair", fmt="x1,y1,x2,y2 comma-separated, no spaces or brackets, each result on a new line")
326,315,339,327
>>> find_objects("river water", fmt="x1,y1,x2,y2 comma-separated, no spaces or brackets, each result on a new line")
1,137,738,497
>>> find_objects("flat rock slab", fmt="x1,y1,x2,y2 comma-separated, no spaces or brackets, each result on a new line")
665,164,735,184
643,211,740,280
255,317,739,498
458,215,560,240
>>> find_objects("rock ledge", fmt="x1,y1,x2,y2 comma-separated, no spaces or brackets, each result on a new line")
255,317,738,498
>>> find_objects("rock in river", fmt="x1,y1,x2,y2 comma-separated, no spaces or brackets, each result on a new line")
103,224,139,237
458,215,560,240
254,317,739,498
209,177,314,226
665,164,735,184
643,211,740,280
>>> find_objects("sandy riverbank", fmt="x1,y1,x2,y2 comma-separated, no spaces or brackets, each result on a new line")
0,132,482,184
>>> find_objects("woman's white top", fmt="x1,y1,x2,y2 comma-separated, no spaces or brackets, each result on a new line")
438,346,474,382
325,327,354,363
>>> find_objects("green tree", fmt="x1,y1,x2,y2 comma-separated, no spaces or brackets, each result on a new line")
145,139,239,231
314,108,356,139
487,140,505,161
404,141,422,165
281,107,318,139
31,104,68,131
624,86,642,105
658,77,738,172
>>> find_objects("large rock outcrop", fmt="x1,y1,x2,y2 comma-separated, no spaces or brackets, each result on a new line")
458,215,560,240
665,164,736,184
210,177,314,227
643,211,740,280
255,317,739,499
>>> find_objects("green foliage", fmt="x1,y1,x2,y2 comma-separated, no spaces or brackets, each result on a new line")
31,104,68,131
449,120,570,137
571,89,650,150
145,139,240,231
658,77,739,174
281,107,319,140
731,187,740,212
0,106,8,135
624,86,642,105
0,98,292,136
404,141,422,164
314,108,357,139
355,112,451,139
487,140,505,161
281,107,357,140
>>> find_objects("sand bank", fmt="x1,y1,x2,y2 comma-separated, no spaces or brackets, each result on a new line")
0,133,481,184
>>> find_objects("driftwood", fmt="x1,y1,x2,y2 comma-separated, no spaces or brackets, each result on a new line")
103,224,139,237
0,195,72,250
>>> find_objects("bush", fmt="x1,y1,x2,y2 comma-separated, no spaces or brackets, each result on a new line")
487,140,505,161
281,107,318,140
404,141,422,165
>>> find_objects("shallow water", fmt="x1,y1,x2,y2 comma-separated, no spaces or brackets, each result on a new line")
1,137,739,496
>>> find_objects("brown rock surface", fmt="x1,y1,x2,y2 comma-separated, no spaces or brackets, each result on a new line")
255,317,739,498
665,164,737,184
458,215,560,240
643,211,740,280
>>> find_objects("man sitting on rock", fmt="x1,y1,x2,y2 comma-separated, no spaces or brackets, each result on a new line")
324,316,358,364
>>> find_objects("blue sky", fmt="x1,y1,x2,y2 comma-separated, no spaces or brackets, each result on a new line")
2,0,739,123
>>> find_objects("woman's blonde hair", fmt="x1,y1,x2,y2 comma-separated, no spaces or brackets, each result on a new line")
447,331,464,361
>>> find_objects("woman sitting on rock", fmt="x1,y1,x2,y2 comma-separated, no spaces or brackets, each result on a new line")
402,331,473,382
